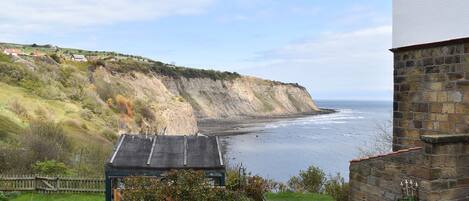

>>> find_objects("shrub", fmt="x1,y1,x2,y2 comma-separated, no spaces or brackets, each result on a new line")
115,94,133,117
8,99,29,119
287,176,305,192
50,53,63,63
288,165,326,193
324,173,349,201
244,175,269,201
32,160,71,176
24,120,70,162
299,165,326,193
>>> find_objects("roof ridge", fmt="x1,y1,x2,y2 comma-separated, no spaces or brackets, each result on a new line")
350,147,422,163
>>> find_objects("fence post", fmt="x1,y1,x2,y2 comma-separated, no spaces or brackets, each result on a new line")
56,177,60,192
34,175,38,191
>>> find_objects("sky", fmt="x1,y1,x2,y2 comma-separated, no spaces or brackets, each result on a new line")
0,0,393,101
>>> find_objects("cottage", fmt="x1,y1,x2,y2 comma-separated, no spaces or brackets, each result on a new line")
71,54,87,62
105,134,225,201
3,48,23,56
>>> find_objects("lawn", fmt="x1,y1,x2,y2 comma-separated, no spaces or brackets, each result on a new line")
265,192,334,201
10,193,103,201
8,192,333,201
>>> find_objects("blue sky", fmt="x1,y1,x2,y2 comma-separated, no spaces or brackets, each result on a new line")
0,0,393,100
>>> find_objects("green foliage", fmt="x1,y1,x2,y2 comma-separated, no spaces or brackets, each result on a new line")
324,173,349,201
123,170,249,201
0,62,44,91
149,64,241,80
225,166,269,201
299,166,326,193
0,191,7,201
32,160,71,176
244,175,269,201
104,59,241,80
0,52,11,63
288,165,326,193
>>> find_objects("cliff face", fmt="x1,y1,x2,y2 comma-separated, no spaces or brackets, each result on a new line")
92,67,319,134
160,76,319,119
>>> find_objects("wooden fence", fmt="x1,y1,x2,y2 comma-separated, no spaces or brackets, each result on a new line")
0,175,104,193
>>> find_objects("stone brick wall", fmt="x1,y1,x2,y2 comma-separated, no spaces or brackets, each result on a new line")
421,134,469,200
349,135,469,201
349,148,428,201
393,42,469,150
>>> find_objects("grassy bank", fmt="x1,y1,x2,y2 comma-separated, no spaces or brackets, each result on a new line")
10,193,103,201
265,192,333,201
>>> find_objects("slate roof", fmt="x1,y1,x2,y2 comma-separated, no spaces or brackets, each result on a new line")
106,135,224,170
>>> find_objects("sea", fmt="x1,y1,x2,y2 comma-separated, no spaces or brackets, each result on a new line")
220,100,392,182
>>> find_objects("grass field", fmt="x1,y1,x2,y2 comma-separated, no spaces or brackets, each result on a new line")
10,193,104,201
265,192,334,201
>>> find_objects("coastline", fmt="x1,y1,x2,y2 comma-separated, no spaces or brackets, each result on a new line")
198,108,337,136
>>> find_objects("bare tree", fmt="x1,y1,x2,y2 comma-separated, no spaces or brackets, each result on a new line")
358,120,393,157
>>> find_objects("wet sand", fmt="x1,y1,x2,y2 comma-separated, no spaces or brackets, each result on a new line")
197,109,336,136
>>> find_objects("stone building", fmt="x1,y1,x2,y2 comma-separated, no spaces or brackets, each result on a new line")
349,0,469,200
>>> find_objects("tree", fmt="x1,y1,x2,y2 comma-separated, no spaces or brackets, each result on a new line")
358,120,393,157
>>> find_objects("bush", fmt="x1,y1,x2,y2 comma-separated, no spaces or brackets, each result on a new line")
115,94,133,117
123,170,224,201
299,166,326,193
24,120,71,163
226,166,269,201
324,173,349,201
244,175,269,201
50,54,64,64
288,165,326,193
32,160,71,176
8,99,29,119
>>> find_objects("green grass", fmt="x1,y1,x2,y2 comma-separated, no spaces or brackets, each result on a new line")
10,193,103,201
265,192,334,201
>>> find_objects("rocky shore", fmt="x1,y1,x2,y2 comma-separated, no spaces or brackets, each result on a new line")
198,108,336,136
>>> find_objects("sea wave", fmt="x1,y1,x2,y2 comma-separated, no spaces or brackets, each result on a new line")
263,108,365,129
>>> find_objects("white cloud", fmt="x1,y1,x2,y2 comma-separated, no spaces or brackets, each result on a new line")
237,25,393,100
0,0,213,35
257,26,391,63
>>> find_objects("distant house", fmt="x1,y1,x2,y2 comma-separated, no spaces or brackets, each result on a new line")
3,48,23,56
71,54,87,62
